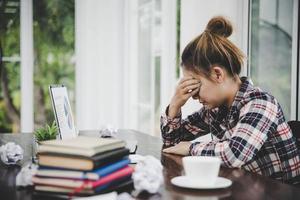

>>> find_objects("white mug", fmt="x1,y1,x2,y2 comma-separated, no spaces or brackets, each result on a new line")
182,156,221,186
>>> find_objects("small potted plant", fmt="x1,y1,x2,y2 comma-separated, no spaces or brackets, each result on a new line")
32,121,58,163
34,121,58,143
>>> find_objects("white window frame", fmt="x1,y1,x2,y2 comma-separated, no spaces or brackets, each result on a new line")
20,0,34,132
239,0,250,77
293,0,299,120
123,0,139,130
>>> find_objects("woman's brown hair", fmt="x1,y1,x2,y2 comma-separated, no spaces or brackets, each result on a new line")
181,16,245,77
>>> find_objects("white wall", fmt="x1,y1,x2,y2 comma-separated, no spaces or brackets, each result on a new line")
75,0,125,130
180,0,248,118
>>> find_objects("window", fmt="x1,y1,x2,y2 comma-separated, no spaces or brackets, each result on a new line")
0,0,21,133
135,0,162,134
249,0,297,119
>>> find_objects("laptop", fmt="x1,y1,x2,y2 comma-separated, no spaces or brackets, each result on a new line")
49,85,137,153
49,85,77,139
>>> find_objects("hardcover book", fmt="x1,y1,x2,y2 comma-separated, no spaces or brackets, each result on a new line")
33,166,134,189
36,159,130,180
38,148,130,170
34,177,133,196
38,136,125,157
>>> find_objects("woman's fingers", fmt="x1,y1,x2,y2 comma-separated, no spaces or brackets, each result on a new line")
163,142,191,155
162,147,172,153
171,77,201,109
180,86,200,101
180,79,200,89
178,76,194,84
183,83,200,93
190,86,200,96
163,146,176,153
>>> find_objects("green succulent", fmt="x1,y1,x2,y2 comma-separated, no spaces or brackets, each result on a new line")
34,121,58,142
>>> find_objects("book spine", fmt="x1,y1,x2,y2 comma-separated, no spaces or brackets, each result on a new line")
89,159,130,178
91,166,134,188
69,166,134,197
93,149,130,168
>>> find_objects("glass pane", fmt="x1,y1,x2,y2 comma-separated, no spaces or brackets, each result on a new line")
33,0,75,128
138,0,152,104
138,0,152,133
0,0,21,133
250,0,294,119
154,56,161,134
154,1,162,135
137,0,162,134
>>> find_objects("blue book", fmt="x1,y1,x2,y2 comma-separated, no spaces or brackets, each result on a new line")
38,148,130,170
36,159,130,180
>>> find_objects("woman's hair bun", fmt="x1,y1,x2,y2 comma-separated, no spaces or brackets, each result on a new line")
205,16,233,38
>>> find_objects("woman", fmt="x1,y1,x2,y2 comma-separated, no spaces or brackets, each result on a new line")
161,16,300,184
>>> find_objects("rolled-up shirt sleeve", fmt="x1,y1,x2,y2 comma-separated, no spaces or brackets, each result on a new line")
160,105,210,146
189,98,278,168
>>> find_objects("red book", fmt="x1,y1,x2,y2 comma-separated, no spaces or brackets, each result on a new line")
33,166,134,190
89,166,133,188
34,178,133,196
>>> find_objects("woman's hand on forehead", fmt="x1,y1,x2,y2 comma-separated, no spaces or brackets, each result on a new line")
180,77,201,89
179,75,193,83
168,76,201,118
181,74,201,82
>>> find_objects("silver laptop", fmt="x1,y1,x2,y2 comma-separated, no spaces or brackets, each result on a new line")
49,85,77,139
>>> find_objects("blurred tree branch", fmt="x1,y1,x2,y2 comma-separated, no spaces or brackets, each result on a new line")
0,40,20,132
0,0,21,132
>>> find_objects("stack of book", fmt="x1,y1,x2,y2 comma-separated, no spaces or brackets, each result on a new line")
33,136,134,196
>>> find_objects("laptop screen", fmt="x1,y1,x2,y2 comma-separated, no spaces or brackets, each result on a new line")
49,85,77,139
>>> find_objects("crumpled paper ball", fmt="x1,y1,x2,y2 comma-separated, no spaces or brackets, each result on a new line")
0,142,24,165
99,124,118,138
132,155,163,194
16,163,38,187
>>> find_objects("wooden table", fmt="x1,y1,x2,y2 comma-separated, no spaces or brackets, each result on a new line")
0,130,300,200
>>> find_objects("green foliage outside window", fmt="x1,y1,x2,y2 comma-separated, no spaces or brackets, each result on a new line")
0,1,21,132
0,0,75,133
33,0,75,127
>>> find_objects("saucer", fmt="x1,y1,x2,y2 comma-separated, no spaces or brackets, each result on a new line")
171,176,232,189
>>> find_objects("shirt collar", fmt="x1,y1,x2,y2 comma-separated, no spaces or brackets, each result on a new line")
222,77,254,122
213,77,254,122
231,76,253,109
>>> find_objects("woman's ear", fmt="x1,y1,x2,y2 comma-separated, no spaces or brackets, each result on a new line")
211,66,225,83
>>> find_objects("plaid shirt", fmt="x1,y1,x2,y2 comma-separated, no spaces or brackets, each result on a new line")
161,77,300,184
